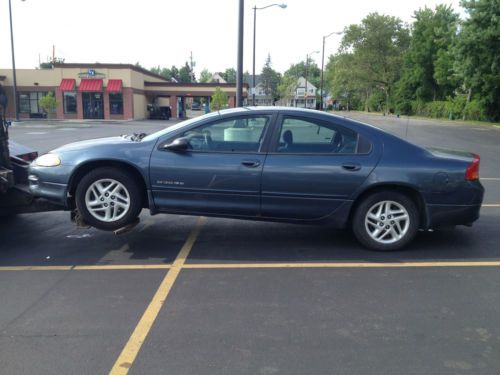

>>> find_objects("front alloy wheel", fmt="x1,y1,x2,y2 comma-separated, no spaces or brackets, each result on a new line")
85,179,131,222
75,167,142,230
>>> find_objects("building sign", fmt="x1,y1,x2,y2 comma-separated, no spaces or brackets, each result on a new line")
78,69,106,79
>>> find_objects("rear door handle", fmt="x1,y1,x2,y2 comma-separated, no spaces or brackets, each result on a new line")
241,159,261,168
342,163,361,171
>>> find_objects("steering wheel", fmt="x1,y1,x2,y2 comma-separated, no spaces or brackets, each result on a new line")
186,131,212,151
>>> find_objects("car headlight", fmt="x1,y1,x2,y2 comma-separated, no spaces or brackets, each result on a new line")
35,153,61,167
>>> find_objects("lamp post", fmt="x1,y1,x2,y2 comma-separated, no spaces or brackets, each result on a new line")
236,0,244,107
305,50,319,109
8,0,25,121
252,3,286,106
320,31,342,110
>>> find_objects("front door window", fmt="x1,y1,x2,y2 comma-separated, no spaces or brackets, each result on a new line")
180,115,270,153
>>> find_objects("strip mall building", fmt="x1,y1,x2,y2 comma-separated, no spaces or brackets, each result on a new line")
0,63,247,120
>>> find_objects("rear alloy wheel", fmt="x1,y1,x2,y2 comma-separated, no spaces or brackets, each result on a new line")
352,192,419,251
75,167,142,230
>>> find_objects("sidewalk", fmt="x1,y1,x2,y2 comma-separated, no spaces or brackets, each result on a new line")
9,118,181,129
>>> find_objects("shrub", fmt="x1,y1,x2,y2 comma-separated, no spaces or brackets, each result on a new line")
426,101,448,118
395,99,413,115
463,99,487,121
210,87,228,112
38,92,57,119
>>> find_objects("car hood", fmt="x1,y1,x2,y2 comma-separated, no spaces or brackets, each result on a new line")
50,136,134,153
8,140,36,157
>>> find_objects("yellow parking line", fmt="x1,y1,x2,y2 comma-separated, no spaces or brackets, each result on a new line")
3,260,500,272
482,204,500,207
184,261,500,269
0,266,73,271
108,216,206,375
74,264,171,270
0,265,171,271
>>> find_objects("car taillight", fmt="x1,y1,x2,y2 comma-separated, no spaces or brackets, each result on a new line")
465,154,480,181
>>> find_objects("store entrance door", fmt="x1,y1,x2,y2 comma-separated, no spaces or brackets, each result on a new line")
82,92,104,119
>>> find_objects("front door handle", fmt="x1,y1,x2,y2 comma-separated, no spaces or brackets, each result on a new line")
342,163,361,171
241,160,261,168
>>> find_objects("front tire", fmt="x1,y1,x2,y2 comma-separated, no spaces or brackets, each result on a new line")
75,167,143,230
352,191,419,251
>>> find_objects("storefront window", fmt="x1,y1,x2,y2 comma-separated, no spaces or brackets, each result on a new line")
18,92,49,113
109,93,123,115
19,93,30,113
64,91,77,114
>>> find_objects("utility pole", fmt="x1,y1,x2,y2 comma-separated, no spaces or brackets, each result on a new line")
236,0,244,107
8,0,20,121
189,51,196,82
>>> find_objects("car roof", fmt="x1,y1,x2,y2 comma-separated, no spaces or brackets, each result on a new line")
217,106,372,130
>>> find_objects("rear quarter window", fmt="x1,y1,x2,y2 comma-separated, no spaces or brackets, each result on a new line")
356,134,372,154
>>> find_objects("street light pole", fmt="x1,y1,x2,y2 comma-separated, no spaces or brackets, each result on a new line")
252,3,286,106
236,0,244,107
305,50,319,109
8,0,22,121
252,6,257,106
320,31,342,111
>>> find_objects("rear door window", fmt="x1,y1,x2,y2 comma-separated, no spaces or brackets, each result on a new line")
274,116,360,154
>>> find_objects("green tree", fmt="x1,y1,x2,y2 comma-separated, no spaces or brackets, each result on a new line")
150,66,173,80
179,62,195,83
326,53,369,111
199,68,212,83
210,87,228,111
38,92,57,119
340,13,410,113
260,54,281,102
169,66,180,81
397,5,460,105
277,74,298,103
222,68,237,83
284,60,321,89
455,0,500,121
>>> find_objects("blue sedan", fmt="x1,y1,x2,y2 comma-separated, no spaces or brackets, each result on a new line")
28,107,484,250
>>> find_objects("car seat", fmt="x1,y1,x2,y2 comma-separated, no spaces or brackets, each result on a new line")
279,130,293,152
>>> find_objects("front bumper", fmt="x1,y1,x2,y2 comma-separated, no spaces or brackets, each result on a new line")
28,165,73,208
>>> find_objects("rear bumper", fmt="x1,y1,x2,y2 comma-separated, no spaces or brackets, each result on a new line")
426,203,482,228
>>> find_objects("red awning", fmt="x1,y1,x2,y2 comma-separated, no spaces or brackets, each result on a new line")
106,79,123,93
78,79,103,92
59,78,76,91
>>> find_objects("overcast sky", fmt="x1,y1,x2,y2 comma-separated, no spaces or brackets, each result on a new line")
1,0,464,76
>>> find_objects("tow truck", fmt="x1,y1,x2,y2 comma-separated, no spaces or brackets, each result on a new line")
0,86,63,217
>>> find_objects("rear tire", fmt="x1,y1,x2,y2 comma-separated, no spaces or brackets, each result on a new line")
352,191,419,251
75,167,143,231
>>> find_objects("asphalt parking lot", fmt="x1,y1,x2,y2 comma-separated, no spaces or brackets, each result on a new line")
1,114,500,374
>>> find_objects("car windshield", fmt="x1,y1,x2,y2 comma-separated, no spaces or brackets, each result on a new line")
141,111,220,142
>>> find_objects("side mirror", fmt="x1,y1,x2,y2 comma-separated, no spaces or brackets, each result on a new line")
163,137,190,152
